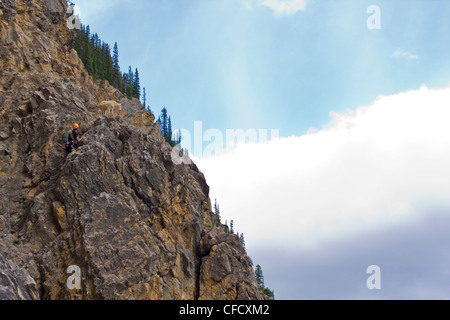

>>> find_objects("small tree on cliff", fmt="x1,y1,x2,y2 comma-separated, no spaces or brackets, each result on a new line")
239,233,246,248
133,68,141,100
255,264,275,300
142,87,146,109
213,199,221,227
159,107,168,140
126,66,134,99
255,265,264,288
112,42,123,91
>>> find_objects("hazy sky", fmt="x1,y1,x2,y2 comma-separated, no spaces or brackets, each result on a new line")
72,0,450,299
74,0,450,138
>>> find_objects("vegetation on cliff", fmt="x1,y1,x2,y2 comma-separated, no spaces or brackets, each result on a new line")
73,25,143,102
73,23,188,151
213,199,275,300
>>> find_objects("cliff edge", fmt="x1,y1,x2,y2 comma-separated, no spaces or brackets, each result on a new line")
0,0,266,300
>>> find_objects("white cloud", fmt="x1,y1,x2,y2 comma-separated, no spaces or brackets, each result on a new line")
194,85,450,251
261,0,307,15
392,49,419,59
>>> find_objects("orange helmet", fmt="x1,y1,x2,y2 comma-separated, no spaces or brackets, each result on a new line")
73,123,79,129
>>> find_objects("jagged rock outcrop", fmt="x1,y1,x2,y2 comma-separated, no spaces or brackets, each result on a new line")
0,0,266,300
0,251,31,300
198,228,263,300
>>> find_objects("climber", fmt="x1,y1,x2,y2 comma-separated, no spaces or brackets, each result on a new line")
71,123,84,150
61,123,84,170
65,123,84,155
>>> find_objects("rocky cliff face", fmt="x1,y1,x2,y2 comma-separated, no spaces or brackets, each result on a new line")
0,0,266,300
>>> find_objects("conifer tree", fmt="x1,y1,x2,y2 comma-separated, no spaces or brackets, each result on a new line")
159,107,173,147
73,25,127,93
160,107,168,139
84,26,93,74
224,220,230,234
255,265,264,288
239,233,246,248
123,72,130,98
134,68,141,100
102,42,113,83
254,264,275,300
142,87,146,109
90,32,99,78
175,129,182,146
167,116,173,146
73,24,148,99
127,66,134,99
112,42,120,73
263,288,275,300
112,42,123,92
213,199,221,227
157,107,181,148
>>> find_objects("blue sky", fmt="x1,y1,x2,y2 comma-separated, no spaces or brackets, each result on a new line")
74,0,450,139
72,0,450,300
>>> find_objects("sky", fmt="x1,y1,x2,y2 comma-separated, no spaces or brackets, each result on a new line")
72,0,450,299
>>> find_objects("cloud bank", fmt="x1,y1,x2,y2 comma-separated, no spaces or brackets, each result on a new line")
255,209,450,299
194,85,450,252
